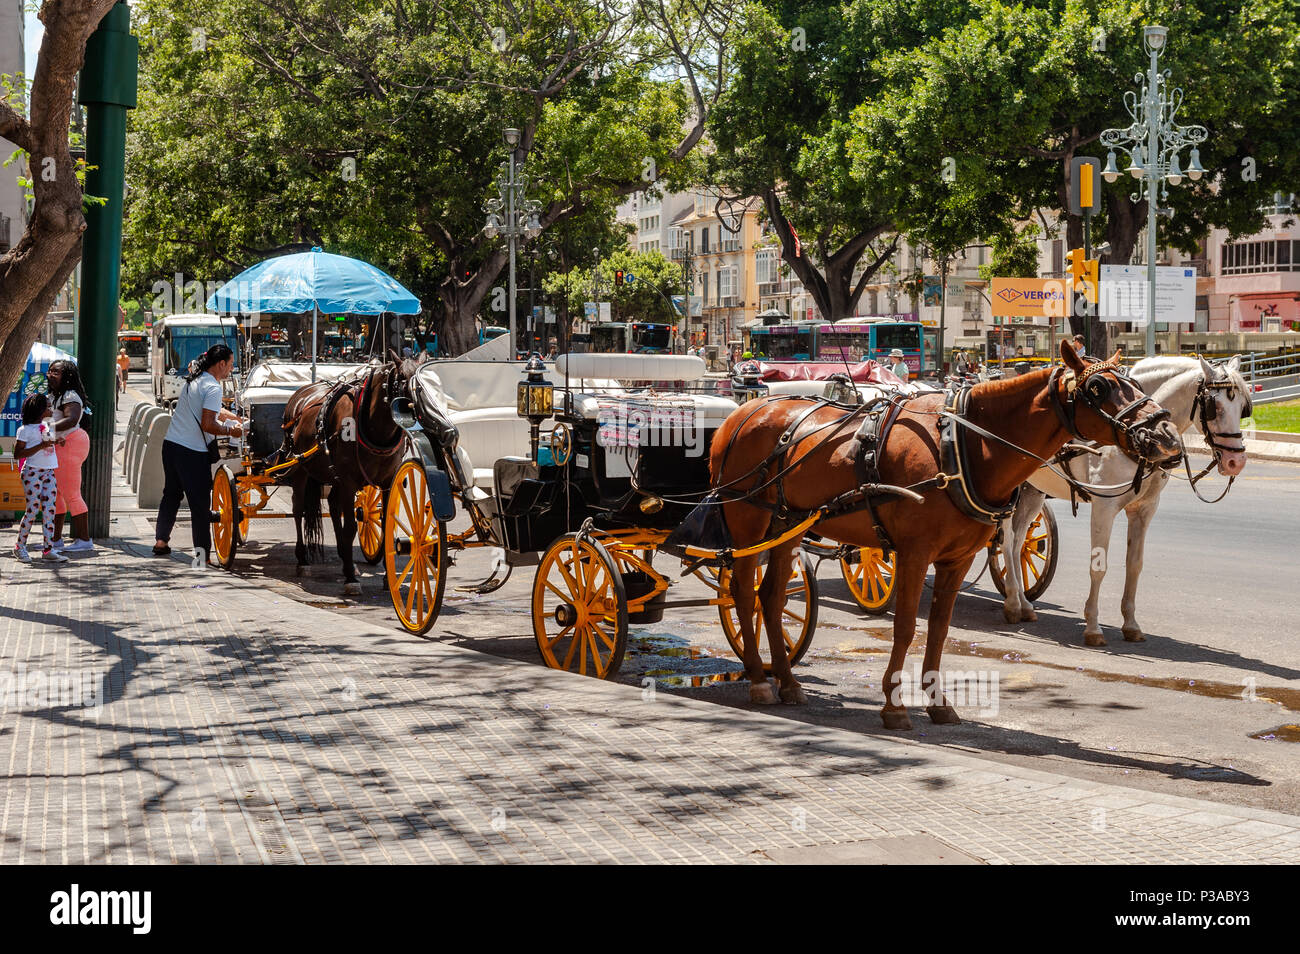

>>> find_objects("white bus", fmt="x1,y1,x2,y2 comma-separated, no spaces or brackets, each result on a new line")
151,314,244,407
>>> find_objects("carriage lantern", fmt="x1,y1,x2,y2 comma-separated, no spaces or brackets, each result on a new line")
518,353,554,461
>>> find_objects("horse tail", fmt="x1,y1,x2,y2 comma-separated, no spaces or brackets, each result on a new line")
303,478,326,563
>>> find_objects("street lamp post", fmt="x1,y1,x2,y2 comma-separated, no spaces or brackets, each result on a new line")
1101,26,1207,357
483,127,542,355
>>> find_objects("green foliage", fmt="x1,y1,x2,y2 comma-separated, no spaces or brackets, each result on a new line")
544,247,683,322
122,0,702,339
979,224,1041,280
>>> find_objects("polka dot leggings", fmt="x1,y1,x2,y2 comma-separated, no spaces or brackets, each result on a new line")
18,465,57,551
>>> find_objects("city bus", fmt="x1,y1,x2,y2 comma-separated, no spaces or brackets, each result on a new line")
151,314,243,407
744,321,819,359
590,322,674,354
117,330,149,371
746,319,926,374
820,319,925,375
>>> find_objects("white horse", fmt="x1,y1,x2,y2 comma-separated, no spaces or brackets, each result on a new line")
999,355,1251,645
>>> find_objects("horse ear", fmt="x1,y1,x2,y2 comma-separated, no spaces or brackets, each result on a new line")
1109,348,1124,366
1061,338,1085,372
1227,354,1241,374
1198,354,1216,380
417,352,429,365
388,348,400,365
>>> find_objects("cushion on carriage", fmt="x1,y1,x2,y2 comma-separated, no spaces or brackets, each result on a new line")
555,352,705,382
446,408,535,489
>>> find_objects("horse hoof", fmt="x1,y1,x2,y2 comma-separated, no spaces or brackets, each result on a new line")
1122,628,1146,643
1002,607,1020,624
779,683,808,705
1020,608,1038,623
880,708,912,730
1084,632,1106,647
343,581,362,597
750,682,779,705
926,705,962,725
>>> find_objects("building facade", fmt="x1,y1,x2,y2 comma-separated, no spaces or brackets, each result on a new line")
0,0,27,254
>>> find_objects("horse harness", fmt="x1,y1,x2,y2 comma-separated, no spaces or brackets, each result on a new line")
293,364,408,486
1181,368,1250,503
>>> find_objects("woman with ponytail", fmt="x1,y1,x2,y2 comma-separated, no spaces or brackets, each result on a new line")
153,344,244,561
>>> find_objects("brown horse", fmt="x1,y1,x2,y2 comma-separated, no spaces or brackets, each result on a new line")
710,342,1183,728
281,351,423,594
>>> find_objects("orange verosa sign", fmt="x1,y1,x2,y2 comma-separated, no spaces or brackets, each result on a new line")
990,278,1069,319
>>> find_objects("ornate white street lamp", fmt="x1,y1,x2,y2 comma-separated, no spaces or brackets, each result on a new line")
484,127,543,353
1100,26,1208,356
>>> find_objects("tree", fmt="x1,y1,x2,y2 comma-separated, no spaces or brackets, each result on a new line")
123,0,737,354
849,0,1300,350
0,0,121,395
708,0,979,322
544,245,682,323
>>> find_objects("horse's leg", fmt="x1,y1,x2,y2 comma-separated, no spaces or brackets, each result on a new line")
730,554,776,704
880,551,930,730
1001,486,1046,624
1120,477,1165,642
1083,499,1122,645
328,486,362,596
922,554,978,724
758,543,804,705
291,478,309,573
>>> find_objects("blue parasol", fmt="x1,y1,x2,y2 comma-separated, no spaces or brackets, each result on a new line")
206,247,421,380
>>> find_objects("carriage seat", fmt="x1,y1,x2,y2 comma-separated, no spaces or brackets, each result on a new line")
444,408,535,489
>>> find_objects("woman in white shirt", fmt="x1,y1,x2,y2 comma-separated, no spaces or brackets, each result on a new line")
153,345,244,562
46,359,94,552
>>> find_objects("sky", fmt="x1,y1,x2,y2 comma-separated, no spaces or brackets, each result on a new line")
25,8,40,80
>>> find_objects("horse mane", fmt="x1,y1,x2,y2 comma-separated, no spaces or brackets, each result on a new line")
968,366,1054,414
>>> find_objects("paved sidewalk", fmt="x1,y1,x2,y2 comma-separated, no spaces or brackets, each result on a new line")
2,505,1299,864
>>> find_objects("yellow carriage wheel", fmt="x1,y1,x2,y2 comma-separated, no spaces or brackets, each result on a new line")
532,534,628,679
716,553,819,670
841,547,897,615
988,504,1058,602
384,460,448,636
236,485,253,541
210,465,239,569
355,484,384,565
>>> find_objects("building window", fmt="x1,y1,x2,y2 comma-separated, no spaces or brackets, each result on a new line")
755,248,778,285
1221,239,1299,275
700,229,709,253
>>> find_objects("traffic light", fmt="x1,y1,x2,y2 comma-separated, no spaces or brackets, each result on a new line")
614,269,625,287
1067,247,1099,303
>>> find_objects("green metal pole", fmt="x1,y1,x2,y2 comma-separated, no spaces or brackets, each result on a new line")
77,1,138,538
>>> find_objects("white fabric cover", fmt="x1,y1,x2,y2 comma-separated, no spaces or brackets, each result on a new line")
242,362,366,389
555,353,706,382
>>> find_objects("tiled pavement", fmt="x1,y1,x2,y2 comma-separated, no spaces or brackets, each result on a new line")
1,403,1298,863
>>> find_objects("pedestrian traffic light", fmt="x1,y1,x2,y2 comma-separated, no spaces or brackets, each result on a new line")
614,269,625,286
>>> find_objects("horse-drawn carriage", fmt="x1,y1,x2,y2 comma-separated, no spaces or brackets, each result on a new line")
208,359,398,575
727,360,1059,615
380,352,820,678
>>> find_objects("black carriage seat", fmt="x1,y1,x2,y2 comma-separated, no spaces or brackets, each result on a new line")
411,377,459,448
494,456,555,517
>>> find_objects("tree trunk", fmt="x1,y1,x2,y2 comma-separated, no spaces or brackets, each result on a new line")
0,0,120,394
435,249,507,356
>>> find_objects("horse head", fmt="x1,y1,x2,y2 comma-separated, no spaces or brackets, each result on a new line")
1195,354,1250,477
1058,341,1182,466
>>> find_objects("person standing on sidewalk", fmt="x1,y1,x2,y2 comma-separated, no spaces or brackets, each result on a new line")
11,394,68,564
116,349,130,405
153,345,244,562
46,359,95,553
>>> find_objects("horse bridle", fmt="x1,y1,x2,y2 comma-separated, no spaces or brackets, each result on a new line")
1177,366,1250,503
1048,358,1172,460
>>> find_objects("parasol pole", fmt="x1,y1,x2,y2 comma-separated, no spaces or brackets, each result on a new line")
312,304,318,383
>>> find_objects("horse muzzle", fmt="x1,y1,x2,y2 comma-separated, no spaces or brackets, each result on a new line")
1127,417,1182,465
1217,447,1248,477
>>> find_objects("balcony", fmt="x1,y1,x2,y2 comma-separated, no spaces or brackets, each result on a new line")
758,281,791,298
669,246,690,261
721,238,743,252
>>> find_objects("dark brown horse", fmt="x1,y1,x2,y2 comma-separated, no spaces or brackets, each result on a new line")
281,351,423,594
710,342,1183,728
